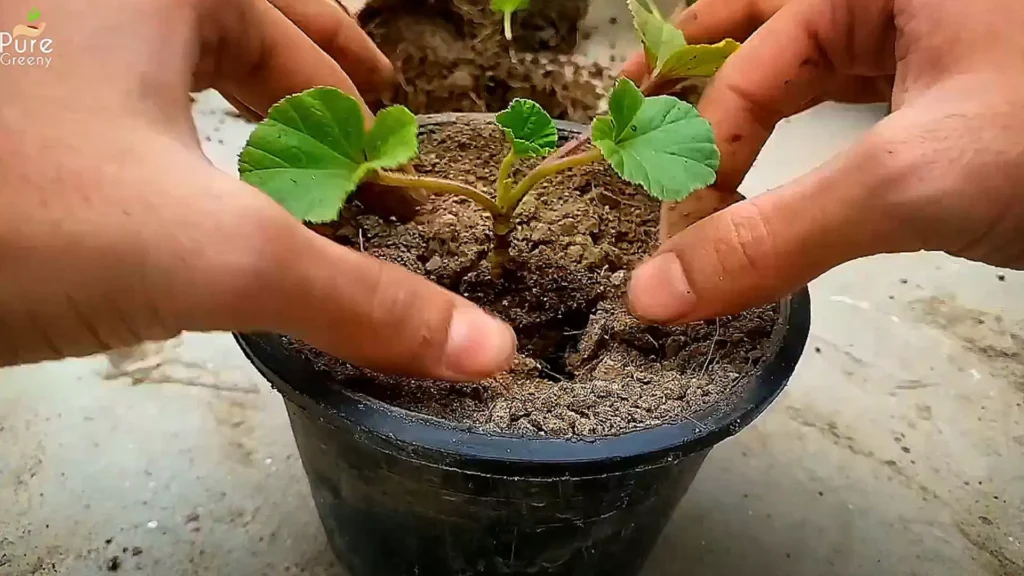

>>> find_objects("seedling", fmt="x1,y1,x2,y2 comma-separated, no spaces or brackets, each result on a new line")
238,79,718,275
547,0,740,162
627,0,739,92
491,0,530,41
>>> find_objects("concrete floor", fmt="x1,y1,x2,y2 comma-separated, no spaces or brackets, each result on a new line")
2,2,1023,575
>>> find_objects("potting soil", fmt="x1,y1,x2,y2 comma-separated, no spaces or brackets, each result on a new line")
291,121,779,438
358,0,613,124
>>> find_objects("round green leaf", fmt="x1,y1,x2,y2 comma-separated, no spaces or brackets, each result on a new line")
238,87,420,223
495,99,558,158
365,105,419,170
592,96,720,201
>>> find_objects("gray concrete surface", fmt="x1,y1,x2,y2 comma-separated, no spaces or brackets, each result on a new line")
2,1,1023,575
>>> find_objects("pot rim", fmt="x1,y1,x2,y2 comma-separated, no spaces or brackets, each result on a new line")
234,113,812,477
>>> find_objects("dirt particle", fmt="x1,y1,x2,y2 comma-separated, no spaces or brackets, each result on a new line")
900,446,911,454
728,133,743,144
979,515,994,526
608,16,619,25
106,556,122,572
131,547,144,557
997,273,1006,282
899,278,908,284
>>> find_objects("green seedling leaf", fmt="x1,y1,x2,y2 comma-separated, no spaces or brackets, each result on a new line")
365,105,419,169
496,99,558,158
628,0,739,79
628,0,687,71
659,39,740,78
491,0,530,40
592,80,719,201
27,8,40,22
607,78,644,140
239,87,418,223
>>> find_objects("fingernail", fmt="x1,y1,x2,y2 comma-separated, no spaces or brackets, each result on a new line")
443,306,517,380
628,253,697,323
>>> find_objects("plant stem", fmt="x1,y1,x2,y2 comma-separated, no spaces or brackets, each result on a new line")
489,219,513,280
503,11,513,41
496,151,518,207
371,171,503,218
500,148,603,214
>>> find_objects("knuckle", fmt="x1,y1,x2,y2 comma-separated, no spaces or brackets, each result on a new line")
714,202,776,277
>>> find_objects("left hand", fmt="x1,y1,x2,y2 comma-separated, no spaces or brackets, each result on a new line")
0,0,517,380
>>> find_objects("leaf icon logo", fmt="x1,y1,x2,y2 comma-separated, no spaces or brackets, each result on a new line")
27,8,41,22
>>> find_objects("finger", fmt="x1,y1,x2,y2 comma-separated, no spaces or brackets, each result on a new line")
202,0,371,120
621,52,650,85
660,188,744,242
199,187,515,381
629,129,918,324
673,0,789,44
257,230,516,381
699,0,896,192
660,72,892,239
621,0,786,83
823,74,894,105
268,0,395,101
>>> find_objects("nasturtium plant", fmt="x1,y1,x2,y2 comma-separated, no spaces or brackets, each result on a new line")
491,0,530,41
627,0,740,82
239,80,720,274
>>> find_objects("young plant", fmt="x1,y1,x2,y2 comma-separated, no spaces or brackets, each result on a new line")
491,0,531,41
545,0,740,164
627,0,740,92
237,79,719,276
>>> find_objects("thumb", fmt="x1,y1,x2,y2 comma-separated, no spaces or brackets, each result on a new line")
233,210,517,382
627,133,917,323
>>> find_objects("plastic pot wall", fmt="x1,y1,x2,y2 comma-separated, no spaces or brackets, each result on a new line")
235,115,812,576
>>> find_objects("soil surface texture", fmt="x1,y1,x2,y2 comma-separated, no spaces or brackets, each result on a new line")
294,120,779,438
359,0,612,123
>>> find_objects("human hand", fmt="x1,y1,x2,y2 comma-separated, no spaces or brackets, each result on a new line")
625,0,1024,323
0,0,516,379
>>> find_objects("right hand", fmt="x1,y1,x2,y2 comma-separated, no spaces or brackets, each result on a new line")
625,0,1024,325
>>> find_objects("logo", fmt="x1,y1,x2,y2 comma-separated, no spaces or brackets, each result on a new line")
1,8,54,68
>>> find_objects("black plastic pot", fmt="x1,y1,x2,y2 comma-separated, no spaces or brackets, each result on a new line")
235,116,812,576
